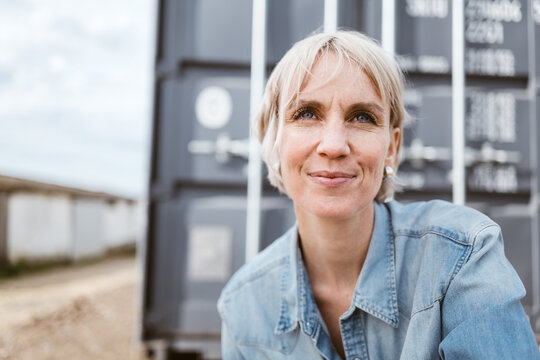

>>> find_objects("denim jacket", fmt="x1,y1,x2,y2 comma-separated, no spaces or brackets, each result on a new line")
218,200,540,359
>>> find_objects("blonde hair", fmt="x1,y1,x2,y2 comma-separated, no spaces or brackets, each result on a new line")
254,30,406,202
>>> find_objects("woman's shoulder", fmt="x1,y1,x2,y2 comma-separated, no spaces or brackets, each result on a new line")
218,225,294,304
386,199,498,247
386,199,518,325
217,226,295,344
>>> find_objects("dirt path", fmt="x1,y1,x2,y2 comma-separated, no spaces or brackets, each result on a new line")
0,256,148,360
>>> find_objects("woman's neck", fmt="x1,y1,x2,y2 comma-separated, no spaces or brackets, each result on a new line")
296,202,375,289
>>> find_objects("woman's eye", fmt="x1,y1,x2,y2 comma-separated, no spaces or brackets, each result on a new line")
353,113,375,124
294,109,316,120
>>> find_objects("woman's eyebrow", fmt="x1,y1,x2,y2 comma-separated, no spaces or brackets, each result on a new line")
349,102,385,114
286,99,324,112
286,99,385,115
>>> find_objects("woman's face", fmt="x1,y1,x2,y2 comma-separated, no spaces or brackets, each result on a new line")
279,53,400,220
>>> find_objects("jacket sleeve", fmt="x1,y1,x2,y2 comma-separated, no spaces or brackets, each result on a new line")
438,224,540,359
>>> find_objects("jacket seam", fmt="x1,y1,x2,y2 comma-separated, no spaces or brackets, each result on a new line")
406,223,494,316
410,296,443,316
394,229,468,245
437,223,500,314
468,223,501,257
394,219,495,247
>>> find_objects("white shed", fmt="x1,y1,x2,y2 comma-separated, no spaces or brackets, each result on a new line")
0,175,145,265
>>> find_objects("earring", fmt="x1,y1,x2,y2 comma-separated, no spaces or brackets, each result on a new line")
383,165,394,183
273,162,280,173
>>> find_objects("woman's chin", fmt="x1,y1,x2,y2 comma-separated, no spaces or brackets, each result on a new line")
295,200,372,221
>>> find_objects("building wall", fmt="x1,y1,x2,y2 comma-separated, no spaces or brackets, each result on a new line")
3,191,143,264
104,200,146,249
0,192,8,265
72,198,106,260
8,192,72,263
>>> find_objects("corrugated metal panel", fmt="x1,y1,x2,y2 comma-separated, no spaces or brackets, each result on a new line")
143,0,540,357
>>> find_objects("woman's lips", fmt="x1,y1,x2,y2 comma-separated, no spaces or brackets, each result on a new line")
308,171,355,187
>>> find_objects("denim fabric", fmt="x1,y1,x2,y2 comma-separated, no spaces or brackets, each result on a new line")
217,200,540,359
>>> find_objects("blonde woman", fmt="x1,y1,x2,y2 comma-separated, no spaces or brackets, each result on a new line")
218,31,539,359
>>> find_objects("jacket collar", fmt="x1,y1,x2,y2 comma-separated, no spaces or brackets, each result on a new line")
350,201,399,327
275,201,399,335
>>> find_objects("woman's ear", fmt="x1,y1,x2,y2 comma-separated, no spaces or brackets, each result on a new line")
386,127,401,166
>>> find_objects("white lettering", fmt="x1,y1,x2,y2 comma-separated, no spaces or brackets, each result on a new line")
465,0,522,23
469,164,518,193
398,171,426,190
466,48,515,76
397,55,417,72
417,55,450,73
467,92,516,143
406,0,448,18
466,20,504,44
534,0,540,24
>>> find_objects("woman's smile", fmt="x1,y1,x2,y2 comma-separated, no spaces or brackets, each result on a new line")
307,170,356,188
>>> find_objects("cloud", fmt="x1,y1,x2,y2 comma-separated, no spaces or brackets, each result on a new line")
0,0,155,198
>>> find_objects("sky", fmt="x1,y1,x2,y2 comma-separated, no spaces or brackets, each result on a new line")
0,0,155,198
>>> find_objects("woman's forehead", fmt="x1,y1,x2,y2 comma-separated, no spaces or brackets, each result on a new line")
282,53,383,110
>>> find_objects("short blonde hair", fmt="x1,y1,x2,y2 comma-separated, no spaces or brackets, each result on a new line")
254,30,406,202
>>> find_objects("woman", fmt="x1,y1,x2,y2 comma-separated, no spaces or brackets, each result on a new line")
217,31,539,359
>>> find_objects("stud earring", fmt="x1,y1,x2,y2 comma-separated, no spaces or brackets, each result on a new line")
383,165,394,183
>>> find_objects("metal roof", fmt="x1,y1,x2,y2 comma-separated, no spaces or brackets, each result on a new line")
0,175,135,203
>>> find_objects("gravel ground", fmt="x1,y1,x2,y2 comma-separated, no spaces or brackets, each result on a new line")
0,256,148,360
2,256,537,359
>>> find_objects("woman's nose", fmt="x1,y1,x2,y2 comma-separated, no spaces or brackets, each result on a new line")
316,120,351,159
